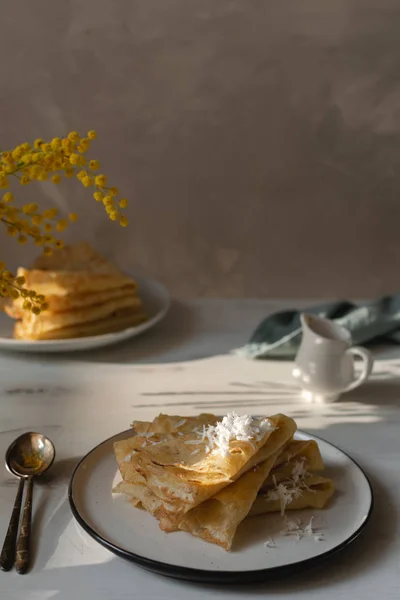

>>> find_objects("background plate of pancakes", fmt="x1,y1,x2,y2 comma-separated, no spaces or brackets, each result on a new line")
69,427,373,584
0,244,170,353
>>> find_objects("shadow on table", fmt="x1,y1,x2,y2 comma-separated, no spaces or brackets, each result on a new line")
344,378,400,408
77,300,200,364
31,457,81,572
126,369,400,416
16,298,274,366
68,314,400,367
13,300,201,366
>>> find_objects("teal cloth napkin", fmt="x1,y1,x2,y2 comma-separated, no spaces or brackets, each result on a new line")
236,297,400,359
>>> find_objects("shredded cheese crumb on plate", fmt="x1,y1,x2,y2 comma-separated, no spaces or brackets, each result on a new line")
281,516,324,543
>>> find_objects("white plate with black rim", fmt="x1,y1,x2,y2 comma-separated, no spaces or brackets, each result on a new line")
0,273,170,353
68,429,373,584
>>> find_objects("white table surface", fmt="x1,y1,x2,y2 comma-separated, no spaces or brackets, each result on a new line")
0,299,399,600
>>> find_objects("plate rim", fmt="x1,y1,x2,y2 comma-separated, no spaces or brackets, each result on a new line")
68,428,374,584
0,272,170,351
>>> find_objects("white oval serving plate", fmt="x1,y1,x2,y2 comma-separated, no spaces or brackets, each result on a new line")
0,273,170,353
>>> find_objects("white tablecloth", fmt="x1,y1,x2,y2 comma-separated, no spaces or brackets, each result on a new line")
0,299,399,599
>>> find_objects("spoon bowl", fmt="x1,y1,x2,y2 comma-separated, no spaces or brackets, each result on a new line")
6,432,55,478
0,432,55,573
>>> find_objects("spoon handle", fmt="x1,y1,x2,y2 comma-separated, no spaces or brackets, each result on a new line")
15,477,33,574
0,477,25,571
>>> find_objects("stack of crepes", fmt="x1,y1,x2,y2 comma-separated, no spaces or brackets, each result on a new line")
5,242,147,340
113,412,334,551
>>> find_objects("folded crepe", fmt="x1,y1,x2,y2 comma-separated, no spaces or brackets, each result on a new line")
5,242,147,340
177,452,281,550
250,449,334,516
118,413,295,483
271,439,324,472
6,284,138,316
113,479,176,518
131,414,219,435
250,475,334,516
18,242,135,296
14,308,147,340
114,413,296,530
114,414,220,524
13,295,143,336
260,439,324,490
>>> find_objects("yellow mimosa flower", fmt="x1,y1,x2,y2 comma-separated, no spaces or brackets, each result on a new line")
82,176,93,187
94,174,107,187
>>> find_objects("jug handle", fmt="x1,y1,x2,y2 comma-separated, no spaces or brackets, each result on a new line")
343,347,374,392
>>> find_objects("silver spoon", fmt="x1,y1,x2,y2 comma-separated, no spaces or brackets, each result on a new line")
0,432,55,574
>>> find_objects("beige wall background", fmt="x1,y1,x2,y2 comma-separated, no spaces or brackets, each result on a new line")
1,1,400,298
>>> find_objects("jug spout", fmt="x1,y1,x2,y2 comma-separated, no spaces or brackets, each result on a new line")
300,313,312,337
300,313,351,344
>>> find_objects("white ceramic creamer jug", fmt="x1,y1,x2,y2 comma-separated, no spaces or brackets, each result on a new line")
293,313,374,402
